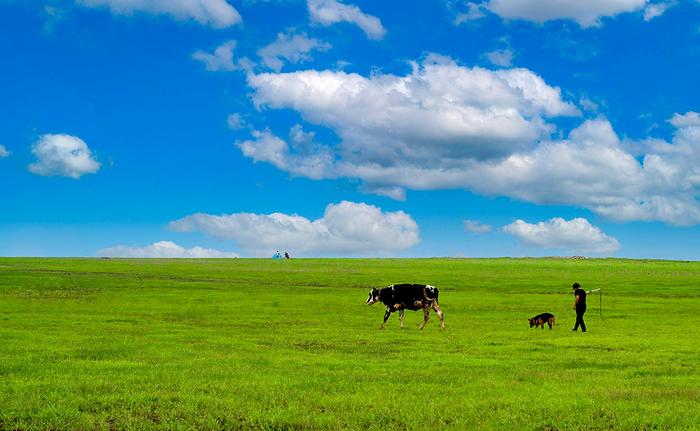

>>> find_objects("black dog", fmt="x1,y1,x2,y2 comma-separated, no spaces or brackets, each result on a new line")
528,312,556,329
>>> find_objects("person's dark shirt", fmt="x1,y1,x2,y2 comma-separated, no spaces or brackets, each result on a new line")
574,288,587,309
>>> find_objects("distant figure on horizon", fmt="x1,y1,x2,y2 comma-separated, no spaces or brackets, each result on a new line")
284,251,290,259
571,282,587,332
272,250,282,259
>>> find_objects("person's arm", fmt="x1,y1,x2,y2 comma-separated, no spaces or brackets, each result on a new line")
573,293,579,309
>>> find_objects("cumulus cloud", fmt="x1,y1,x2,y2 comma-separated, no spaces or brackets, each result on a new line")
28,134,100,179
669,111,700,128
643,1,674,21
98,241,239,258
248,55,578,167
258,32,331,72
0,145,10,158
240,54,700,226
193,40,237,71
463,220,492,234
77,0,242,28
485,48,514,67
503,217,620,255
307,0,386,40
336,116,700,226
169,201,420,256
486,0,647,27
236,127,335,180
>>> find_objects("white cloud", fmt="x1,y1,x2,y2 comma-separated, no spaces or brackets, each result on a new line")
486,0,647,27
193,40,237,71
0,145,10,158
227,113,245,129
28,134,100,179
241,59,700,226
454,2,486,25
463,220,492,234
503,217,620,255
307,0,386,40
362,117,700,226
579,96,600,113
236,128,335,180
258,32,331,72
643,1,674,21
486,48,513,67
169,201,420,256
97,241,239,258
359,184,407,201
242,54,700,226
77,0,242,28
669,111,700,128
248,56,578,167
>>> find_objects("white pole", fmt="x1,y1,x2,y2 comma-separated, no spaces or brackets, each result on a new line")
587,288,602,320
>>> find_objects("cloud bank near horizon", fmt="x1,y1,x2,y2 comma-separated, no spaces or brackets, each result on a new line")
503,217,620,255
169,201,420,256
97,240,240,258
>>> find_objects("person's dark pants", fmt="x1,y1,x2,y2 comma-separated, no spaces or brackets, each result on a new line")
573,307,587,332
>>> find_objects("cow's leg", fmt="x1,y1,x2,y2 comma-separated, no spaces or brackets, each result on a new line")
419,305,430,329
399,309,405,329
432,302,445,330
380,306,392,330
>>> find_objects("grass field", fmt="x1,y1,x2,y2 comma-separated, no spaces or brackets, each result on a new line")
1,257,699,430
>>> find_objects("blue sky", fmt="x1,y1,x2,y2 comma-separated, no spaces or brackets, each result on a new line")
1,0,700,259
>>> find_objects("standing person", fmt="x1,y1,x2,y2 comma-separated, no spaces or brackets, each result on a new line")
572,282,587,332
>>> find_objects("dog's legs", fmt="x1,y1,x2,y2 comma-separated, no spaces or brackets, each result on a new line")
419,306,430,329
399,309,405,329
432,302,445,330
380,306,392,330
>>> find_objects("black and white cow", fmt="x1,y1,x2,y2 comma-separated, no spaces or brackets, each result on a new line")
366,284,445,330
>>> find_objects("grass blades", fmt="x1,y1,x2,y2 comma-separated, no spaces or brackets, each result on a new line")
1,258,699,430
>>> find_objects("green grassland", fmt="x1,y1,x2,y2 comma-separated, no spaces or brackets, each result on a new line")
1,258,699,430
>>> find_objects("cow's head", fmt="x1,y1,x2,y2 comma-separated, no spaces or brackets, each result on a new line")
366,288,380,305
